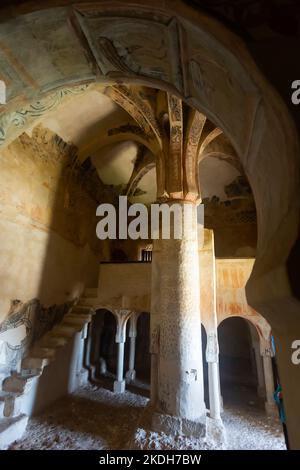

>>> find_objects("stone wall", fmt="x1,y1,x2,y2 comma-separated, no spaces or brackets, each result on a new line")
0,126,102,373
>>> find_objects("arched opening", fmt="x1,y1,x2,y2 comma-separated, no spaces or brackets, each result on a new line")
218,317,261,407
201,324,209,409
89,309,117,382
125,312,151,396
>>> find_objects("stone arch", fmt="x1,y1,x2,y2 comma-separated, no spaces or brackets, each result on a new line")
0,1,297,318
217,316,263,403
218,312,271,345
89,307,118,378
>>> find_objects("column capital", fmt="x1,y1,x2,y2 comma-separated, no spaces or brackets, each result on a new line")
113,309,132,343
127,311,141,338
156,94,205,204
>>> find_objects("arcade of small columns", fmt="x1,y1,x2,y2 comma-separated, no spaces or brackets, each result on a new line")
83,89,276,436
87,263,276,428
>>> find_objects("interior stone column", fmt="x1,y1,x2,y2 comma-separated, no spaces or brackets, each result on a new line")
206,332,222,420
152,202,206,436
150,241,161,407
126,312,140,383
113,309,131,394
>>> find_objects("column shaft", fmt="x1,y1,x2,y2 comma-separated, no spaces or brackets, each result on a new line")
155,203,206,422
208,362,221,420
126,336,137,382
262,354,276,414
114,342,125,393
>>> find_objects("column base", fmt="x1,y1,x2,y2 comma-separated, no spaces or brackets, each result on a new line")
265,401,278,416
76,368,89,387
206,416,227,448
125,369,136,383
151,412,206,438
113,379,126,393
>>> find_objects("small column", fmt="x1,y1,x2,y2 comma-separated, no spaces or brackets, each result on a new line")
114,341,125,393
126,313,140,383
113,309,131,394
83,323,92,370
262,348,277,415
206,332,222,420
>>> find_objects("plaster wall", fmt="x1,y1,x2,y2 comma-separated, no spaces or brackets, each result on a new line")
0,127,101,376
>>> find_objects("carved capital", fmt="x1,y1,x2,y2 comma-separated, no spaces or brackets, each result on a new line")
113,309,132,343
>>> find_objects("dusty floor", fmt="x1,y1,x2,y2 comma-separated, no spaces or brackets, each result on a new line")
9,382,285,450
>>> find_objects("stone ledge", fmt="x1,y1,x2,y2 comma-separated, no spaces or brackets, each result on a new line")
151,411,206,439
0,414,28,450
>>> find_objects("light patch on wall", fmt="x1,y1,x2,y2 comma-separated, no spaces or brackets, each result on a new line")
199,158,240,201
92,141,138,186
32,90,129,157
130,167,157,205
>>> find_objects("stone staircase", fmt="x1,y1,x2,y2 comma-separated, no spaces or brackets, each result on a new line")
0,288,98,449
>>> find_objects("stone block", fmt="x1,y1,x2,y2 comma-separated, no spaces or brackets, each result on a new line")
182,416,206,438
0,414,28,450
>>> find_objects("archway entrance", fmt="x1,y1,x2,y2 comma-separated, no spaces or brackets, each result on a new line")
218,317,285,449
218,317,261,408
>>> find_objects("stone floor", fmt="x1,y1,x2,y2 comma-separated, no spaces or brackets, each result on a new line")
9,381,286,450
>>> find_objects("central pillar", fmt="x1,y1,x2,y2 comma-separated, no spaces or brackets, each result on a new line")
206,333,222,420
152,202,206,436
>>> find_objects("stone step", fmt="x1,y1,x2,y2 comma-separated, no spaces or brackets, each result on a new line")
49,325,76,338
60,319,85,332
83,288,98,298
19,368,42,379
39,335,68,349
30,346,56,360
62,316,88,328
79,297,98,308
66,314,92,324
21,356,50,371
72,305,93,315
0,414,28,450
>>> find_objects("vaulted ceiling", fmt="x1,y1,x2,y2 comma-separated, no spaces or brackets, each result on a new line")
21,84,252,206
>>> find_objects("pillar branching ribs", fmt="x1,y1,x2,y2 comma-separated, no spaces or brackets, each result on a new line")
150,93,209,438
101,87,229,439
